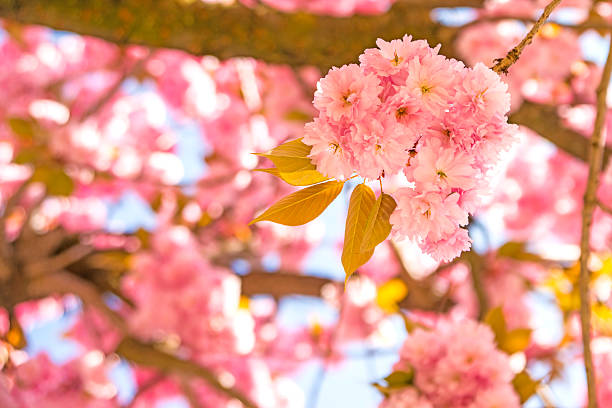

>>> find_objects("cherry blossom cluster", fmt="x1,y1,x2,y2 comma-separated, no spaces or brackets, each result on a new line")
303,35,517,261
380,319,519,408
122,226,250,355
0,353,117,407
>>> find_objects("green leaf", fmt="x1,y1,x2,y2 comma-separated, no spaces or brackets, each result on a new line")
342,184,376,279
284,110,312,122
31,165,74,196
360,193,397,252
372,369,414,397
484,306,507,343
501,328,532,354
498,241,545,263
6,314,26,349
512,371,539,403
8,117,35,141
384,370,413,388
14,147,43,164
249,180,344,226
485,307,531,354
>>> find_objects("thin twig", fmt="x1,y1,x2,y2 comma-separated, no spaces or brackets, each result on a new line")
491,0,563,74
597,198,612,216
124,374,165,408
178,376,204,408
466,251,487,320
578,34,612,408
24,243,92,277
0,179,29,281
116,337,258,408
78,51,152,121
26,270,128,332
307,297,346,408
536,384,557,408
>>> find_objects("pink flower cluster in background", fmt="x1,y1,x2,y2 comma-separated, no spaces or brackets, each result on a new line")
303,35,517,261
380,319,519,408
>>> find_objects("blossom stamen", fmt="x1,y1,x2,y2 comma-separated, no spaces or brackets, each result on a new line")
391,51,402,66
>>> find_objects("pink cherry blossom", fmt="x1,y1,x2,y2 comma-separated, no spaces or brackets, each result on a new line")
410,139,479,192
313,64,382,121
380,318,519,408
390,189,469,242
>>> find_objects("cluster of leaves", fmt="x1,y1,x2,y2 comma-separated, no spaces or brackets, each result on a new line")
9,117,74,196
251,138,396,280
484,307,537,403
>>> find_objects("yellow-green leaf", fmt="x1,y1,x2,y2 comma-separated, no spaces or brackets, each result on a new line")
14,146,43,164
485,307,531,354
32,165,74,196
498,241,545,263
254,139,329,186
249,180,344,226
254,168,281,177
501,328,532,354
263,138,311,158
376,278,408,313
284,110,312,122
255,167,328,186
484,306,507,343
255,138,314,172
6,314,26,349
360,193,397,253
342,184,376,279
512,370,539,403
8,117,35,141
383,370,413,388
277,169,328,186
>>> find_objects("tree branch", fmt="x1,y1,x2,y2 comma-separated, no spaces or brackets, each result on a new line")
510,101,612,168
240,270,452,311
0,180,29,282
598,198,612,216
465,251,487,320
578,34,612,408
0,0,605,171
78,51,152,121
178,376,204,408
0,0,459,71
26,270,128,331
492,0,563,74
116,337,257,408
24,244,92,278
17,268,258,408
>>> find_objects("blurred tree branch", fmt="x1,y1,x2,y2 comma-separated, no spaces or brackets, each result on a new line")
0,0,458,70
117,337,258,408
510,102,612,167
0,0,608,167
241,270,452,311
